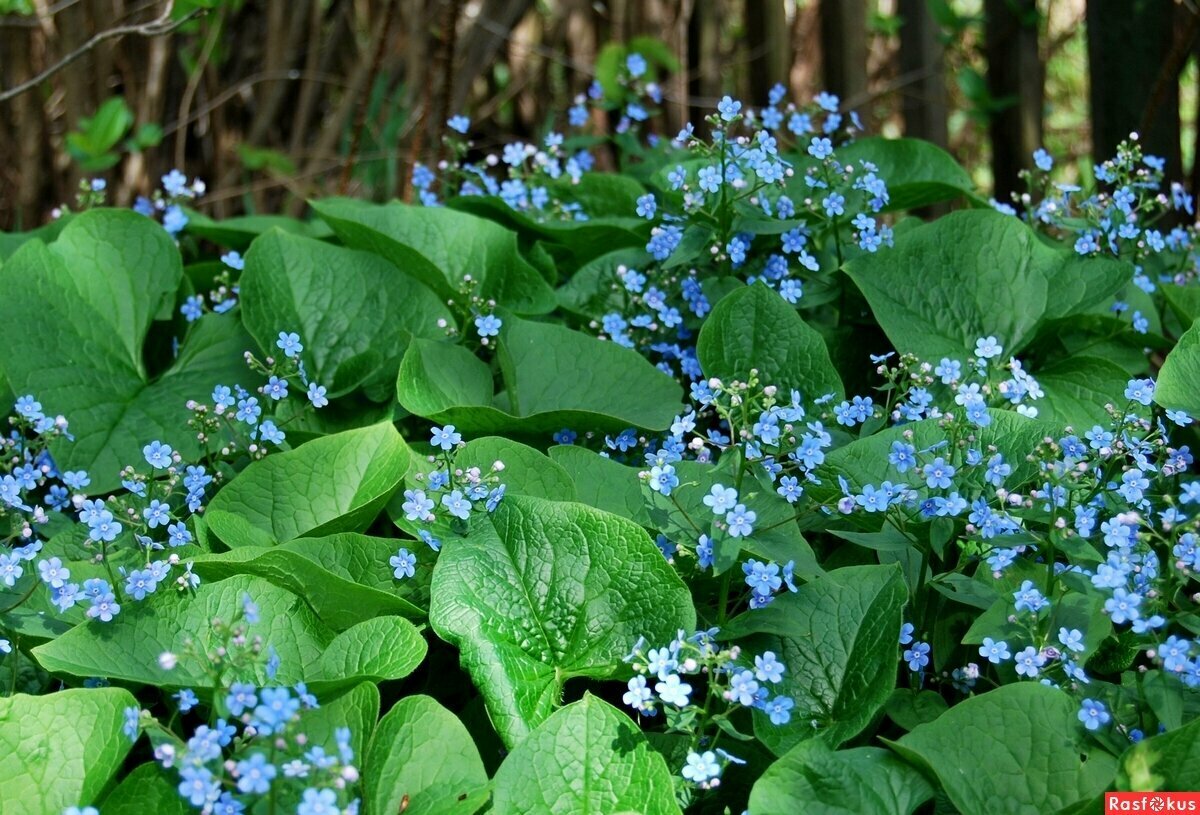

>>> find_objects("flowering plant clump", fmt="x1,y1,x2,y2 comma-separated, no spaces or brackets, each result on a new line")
6,59,1200,815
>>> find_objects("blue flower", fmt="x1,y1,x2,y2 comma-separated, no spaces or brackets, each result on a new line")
743,559,781,597
979,637,1011,663
1013,580,1049,614
475,314,502,338
728,669,760,706
725,504,756,538
390,548,417,580
635,194,657,219
1033,148,1053,172
307,382,328,408
682,750,721,784
763,694,794,725
297,788,338,815
122,706,140,740
430,425,462,451
441,489,471,520
276,331,303,358
226,682,257,716
1124,378,1155,406
717,95,742,122
654,673,692,706
174,688,199,712
1013,646,1046,677
899,622,914,645
1078,699,1110,731
1058,627,1085,653
807,137,833,160
235,752,278,795
903,641,930,672
754,651,785,683
178,767,219,807
447,114,470,134
143,440,174,469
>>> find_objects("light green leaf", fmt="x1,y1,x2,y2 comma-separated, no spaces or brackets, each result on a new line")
844,210,1057,359
836,136,975,211
0,687,137,815
455,436,576,501
816,410,1054,502
698,282,844,400
189,533,427,629
241,230,454,396
364,695,489,815
749,740,935,815
397,314,683,434
724,565,907,755
890,683,1117,815
1155,318,1200,414
491,694,681,815
205,423,410,547
1120,714,1200,791
311,198,556,314
429,495,694,746
183,210,333,250
0,209,250,491
101,763,190,815
1036,356,1131,428
32,575,426,693
549,446,650,526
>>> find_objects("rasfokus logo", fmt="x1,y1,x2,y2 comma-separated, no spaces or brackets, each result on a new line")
1106,793,1200,813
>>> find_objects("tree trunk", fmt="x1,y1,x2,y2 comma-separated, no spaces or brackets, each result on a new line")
819,0,867,103
1087,0,1180,179
984,0,1042,199
898,0,948,149
746,0,790,105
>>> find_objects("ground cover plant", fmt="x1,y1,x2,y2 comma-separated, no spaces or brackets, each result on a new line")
5,51,1200,815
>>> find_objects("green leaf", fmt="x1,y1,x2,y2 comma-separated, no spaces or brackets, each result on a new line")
0,210,252,492
660,459,822,578
397,315,683,435
183,210,333,250
549,445,650,525
32,575,427,693
1039,253,1133,322
454,436,576,501
698,282,844,400
836,137,975,212
816,411,1054,501
1162,284,1200,325
1120,714,1200,791
101,763,190,815
311,198,556,315
429,495,695,746
241,230,454,396
205,423,410,547
364,695,489,815
749,740,935,815
1155,318,1200,414
0,687,137,815
723,565,908,755
1036,356,1132,428
189,533,427,629
844,210,1059,359
556,247,654,320
491,694,681,815
890,683,1117,815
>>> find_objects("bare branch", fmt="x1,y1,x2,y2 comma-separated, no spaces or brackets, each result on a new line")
0,2,205,104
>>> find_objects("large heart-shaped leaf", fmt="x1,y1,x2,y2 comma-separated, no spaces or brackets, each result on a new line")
364,695,490,815
33,575,426,693
397,314,684,434
834,136,975,212
1120,714,1200,791
205,422,410,547
845,210,1126,360
310,198,556,314
0,209,249,491
890,683,1116,815
749,740,934,815
1036,356,1131,428
0,687,137,815
724,564,908,755
1155,318,1200,415
429,495,695,746
240,230,454,396
190,533,428,628
490,694,681,815
698,282,844,401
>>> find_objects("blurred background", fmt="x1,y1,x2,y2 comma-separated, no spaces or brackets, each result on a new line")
0,0,1192,230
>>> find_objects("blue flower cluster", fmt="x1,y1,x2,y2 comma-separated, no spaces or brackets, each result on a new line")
624,629,794,790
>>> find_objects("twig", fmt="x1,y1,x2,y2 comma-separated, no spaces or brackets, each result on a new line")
0,2,204,103
431,0,465,181
1138,4,1200,141
338,0,396,194
173,8,224,168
